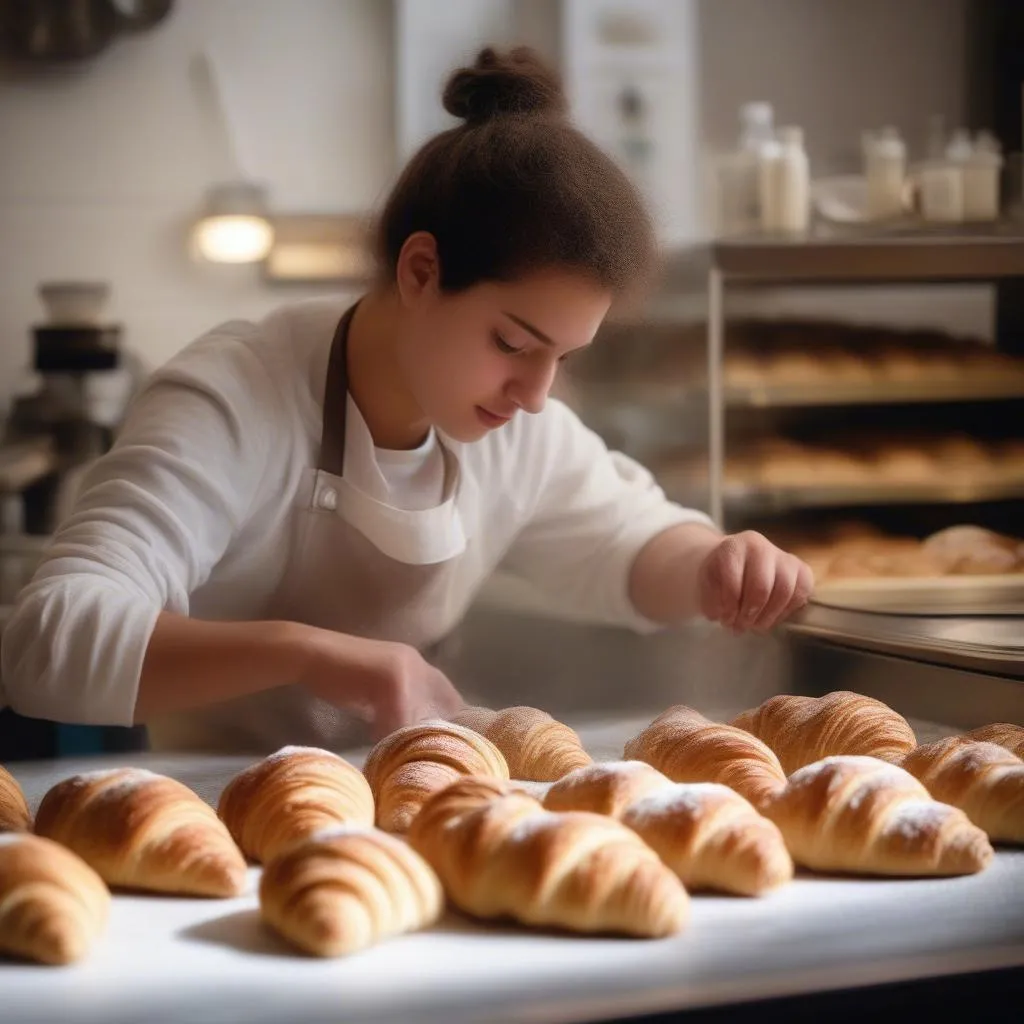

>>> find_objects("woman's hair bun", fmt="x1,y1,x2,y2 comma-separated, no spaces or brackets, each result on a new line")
443,46,568,125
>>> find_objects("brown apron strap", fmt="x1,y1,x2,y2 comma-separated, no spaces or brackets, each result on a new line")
319,304,358,477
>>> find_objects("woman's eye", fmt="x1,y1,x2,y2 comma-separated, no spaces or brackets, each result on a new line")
492,331,523,355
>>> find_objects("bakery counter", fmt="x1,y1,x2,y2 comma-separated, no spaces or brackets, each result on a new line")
4,712,1024,1024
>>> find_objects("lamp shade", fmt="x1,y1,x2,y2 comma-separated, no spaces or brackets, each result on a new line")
193,182,274,264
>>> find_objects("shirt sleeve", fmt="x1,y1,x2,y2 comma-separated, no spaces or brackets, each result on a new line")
499,400,715,633
0,331,277,725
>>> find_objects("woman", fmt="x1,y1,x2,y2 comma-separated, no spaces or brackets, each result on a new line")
1,48,812,753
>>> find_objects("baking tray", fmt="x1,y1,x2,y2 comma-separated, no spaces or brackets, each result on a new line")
812,574,1024,617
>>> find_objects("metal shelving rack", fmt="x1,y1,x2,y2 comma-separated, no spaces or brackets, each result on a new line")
705,227,1024,527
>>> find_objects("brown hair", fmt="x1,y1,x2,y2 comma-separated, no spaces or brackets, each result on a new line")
375,47,657,298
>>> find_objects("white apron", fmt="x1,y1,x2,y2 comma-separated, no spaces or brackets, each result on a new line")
151,306,476,753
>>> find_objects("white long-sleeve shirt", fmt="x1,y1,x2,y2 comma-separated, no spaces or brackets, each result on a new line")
1,298,712,729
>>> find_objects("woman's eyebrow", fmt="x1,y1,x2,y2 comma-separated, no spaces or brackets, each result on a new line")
502,311,555,346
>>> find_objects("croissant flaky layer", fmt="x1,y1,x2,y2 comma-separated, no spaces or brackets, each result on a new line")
902,738,1024,845
0,833,110,965
450,705,592,781
407,776,690,937
963,723,1024,760
218,746,375,863
35,768,247,897
762,755,993,877
730,691,918,775
362,720,509,833
623,705,787,810
259,826,443,957
0,764,32,833
544,761,793,897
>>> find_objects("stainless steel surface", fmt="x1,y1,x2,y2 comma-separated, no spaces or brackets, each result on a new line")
4,718,1023,1024
713,226,1024,283
812,575,1024,616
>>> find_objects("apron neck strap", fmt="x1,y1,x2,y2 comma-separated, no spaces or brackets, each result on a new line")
320,304,358,477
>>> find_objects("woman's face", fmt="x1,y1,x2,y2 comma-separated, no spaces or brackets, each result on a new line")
395,235,612,442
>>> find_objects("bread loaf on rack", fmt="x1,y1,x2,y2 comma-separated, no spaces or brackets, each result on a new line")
450,705,591,781
963,723,1024,760
0,833,110,965
0,764,32,832
901,738,1024,845
362,720,509,833
218,746,374,863
623,705,787,810
730,691,917,774
544,761,793,896
34,768,247,897
762,755,992,876
407,776,689,937
259,826,443,957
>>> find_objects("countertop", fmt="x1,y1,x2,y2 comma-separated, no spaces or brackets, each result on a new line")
3,714,1023,1024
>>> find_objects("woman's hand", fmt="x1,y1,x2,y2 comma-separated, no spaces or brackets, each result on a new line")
297,631,466,739
697,531,814,633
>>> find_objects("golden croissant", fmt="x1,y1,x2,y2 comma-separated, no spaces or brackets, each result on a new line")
730,691,917,774
1,764,32,832
34,768,247,897
623,705,787,810
450,705,592,781
407,776,688,937
259,825,443,957
544,761,793,896
762,755,992,876
0,833,110,965
963,723,1024,760
362,720,509,833
902,738,1024,845
218,745,374,863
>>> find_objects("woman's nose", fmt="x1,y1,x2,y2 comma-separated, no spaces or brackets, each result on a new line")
507,359,557,415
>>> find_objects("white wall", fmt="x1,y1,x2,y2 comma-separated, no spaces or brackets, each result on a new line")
0,0,394,415
0,0,992,419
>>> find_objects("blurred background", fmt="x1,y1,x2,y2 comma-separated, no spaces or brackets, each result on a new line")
0,0,1022,756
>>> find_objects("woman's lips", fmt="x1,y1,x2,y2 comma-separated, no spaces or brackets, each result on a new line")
476,406,512,428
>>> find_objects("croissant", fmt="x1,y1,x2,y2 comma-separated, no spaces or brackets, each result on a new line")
0,833,110,965
407,776,689,937
450,705,592,781
623,705,787,810
544,761,793,896
34,768,247,897
218,746,374,863
731,691,917,774
762,755,992,876
259,825,443,957
1,764,32,832
901,738,1024,845
362,720,509,833
963,723,1024,759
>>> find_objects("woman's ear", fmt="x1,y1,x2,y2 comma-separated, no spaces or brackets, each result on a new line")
395,232,441,306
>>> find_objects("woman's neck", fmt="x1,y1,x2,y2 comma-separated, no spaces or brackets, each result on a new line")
345,289,430,450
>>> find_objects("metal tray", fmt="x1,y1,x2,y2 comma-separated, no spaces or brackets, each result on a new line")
812,574,1024,616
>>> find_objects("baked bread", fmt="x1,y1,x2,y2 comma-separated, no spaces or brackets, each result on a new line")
407,776,689,937
0,764,32,832
218,746,374,863
544,761,793,896
362,720,509,833
623,705,787,810
902,738,1024,845
450,705,591,780
34,768,247,897
730,691,917,774
762,755,992,876
0,833,110,965
963,723,1024,759
259,826,443,957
